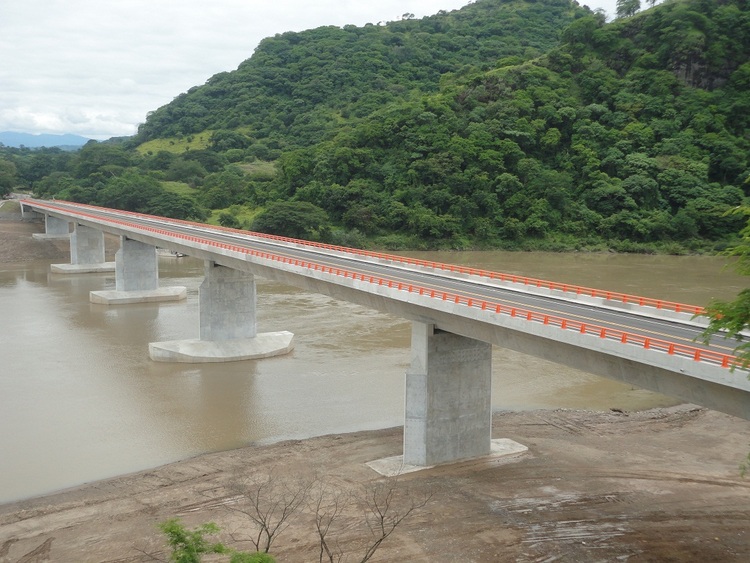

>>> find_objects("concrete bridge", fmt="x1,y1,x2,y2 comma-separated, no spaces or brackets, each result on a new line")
21,199,750,468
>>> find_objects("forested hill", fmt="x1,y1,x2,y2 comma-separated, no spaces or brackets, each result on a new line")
134,0,589,150
6,0,750,254
268,0,750,250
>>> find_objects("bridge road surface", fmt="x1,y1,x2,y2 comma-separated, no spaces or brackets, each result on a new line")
26,198,739,364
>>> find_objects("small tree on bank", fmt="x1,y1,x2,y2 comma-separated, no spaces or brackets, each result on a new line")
700,206,750,474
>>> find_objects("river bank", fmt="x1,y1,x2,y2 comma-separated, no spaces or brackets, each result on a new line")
1,213,750,561
1,407,749,562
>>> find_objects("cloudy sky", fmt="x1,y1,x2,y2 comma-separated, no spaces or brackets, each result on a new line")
0,0,617,140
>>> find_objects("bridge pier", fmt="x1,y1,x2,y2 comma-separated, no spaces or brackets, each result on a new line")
149,260,293,362
90,237,186,304
404,322,493,466
50,224,116,273
32,214,70,240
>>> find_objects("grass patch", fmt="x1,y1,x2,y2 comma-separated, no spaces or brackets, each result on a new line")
0,200,21,212
236,160,276,179
207,205,263,229
136,131,214,155
161,181,199,197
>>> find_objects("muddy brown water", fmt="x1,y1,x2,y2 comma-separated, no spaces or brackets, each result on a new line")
0,251,745,503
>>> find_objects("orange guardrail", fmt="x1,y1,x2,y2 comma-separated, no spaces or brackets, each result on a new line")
27,199,735,370
34,199,706,316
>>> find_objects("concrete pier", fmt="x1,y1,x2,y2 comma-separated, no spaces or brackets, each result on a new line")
403,322,493,466
32,214,70,240
50,224,116,273
200,261,258,340
71,224,105,265
90,237,186,304
149,261,293,362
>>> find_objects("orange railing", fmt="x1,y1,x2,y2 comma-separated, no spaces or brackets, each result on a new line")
37,199,705,316
28,199,735,370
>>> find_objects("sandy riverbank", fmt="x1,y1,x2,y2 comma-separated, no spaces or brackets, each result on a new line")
1,214,749,562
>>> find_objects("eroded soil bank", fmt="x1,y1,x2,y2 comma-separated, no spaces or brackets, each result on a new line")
1,407,749,562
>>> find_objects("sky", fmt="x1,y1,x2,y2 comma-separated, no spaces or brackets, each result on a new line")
0,1,618,140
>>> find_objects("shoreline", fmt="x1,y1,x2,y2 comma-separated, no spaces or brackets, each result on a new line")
2,406,750,562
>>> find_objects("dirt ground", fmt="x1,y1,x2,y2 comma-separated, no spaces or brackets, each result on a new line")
0,207,72,262
1,212,750,562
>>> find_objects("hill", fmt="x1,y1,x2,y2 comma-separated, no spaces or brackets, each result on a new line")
266,0,750,250
133,0,589,152
4,0,750,253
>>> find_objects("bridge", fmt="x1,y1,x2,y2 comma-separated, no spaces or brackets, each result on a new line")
21,198,750,468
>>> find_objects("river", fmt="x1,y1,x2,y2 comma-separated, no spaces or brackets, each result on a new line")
0,250,745,503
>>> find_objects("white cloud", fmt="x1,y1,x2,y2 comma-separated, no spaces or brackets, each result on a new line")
0,0,619,140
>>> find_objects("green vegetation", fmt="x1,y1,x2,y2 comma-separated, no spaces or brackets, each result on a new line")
702,207,750,369
0,200,21,212
158,519,228,562
1,0,748,253
0,158,16,197
700,206,750,475
136,131,214,155
155,519,275,563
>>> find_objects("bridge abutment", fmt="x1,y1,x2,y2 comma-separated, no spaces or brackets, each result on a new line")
90,237,186,304
149,260,293,362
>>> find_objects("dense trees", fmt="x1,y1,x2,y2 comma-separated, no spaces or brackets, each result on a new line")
251,201,330,239
133,0,585,150
617,0,642,19
4,0,749,253
0,158,16,197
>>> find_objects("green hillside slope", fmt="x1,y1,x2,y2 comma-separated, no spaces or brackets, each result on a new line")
266,0,750,250
5,0,749,253
134,0,588,151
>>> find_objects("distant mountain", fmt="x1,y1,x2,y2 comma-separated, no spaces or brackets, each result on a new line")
0,131,91,149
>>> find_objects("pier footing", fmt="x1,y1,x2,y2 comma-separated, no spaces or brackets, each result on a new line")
90,286,187,304
148,331,295,363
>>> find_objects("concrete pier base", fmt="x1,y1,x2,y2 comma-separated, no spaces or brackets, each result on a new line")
149,331,295,363
148,261,294,363
89,237,186,304
51,262,116,274
367,438,528,476
33,232,71,241
90,286,187,305
50,225,114,273
404,322,493,467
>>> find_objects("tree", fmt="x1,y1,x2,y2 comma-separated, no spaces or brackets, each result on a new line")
701,207,750,369
75,141,133,179
251,201,330,240
150,518,277,563
701,206,750,475
224,470,311,554
158,518,227,563
616,0,641,19
0,159,17,197
310,477,433,563
218,211,242,229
